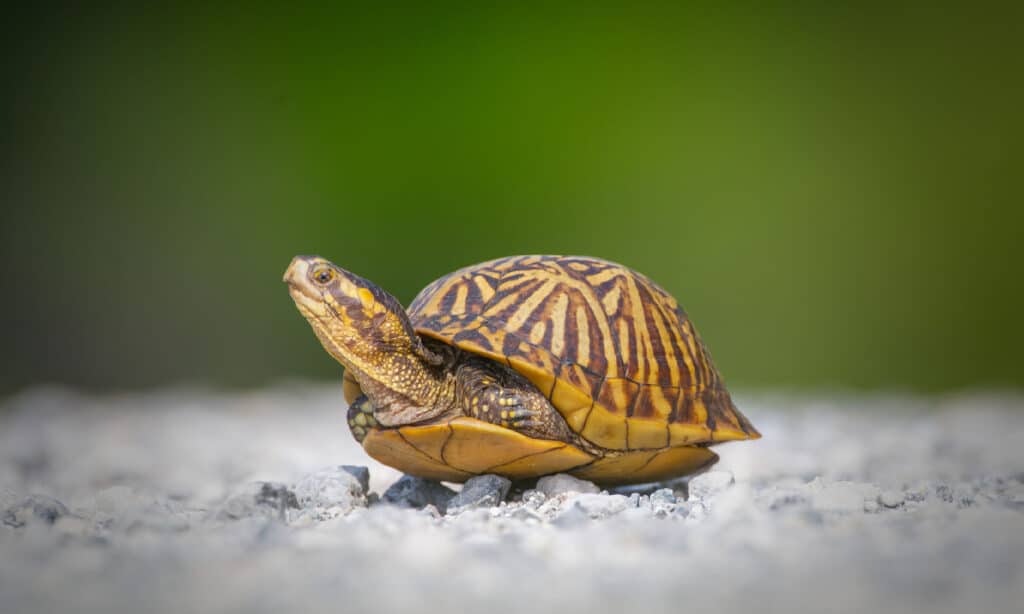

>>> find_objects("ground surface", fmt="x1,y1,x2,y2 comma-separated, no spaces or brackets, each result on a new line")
1,385,1023,614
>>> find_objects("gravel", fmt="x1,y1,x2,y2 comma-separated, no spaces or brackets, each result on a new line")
1,384,1023,614
2,495,69,528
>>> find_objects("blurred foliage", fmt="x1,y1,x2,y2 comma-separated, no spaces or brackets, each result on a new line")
2,3,1022,393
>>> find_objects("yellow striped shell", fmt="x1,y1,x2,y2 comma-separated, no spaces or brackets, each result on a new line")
408,255,759,451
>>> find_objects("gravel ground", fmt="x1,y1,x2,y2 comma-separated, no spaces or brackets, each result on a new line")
2,384,1023,614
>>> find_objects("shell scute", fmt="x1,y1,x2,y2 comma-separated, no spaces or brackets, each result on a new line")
596,378,640,417
550,362,602,412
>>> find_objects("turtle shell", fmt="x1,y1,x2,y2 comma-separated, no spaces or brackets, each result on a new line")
345,371,721,485
407,255,759,451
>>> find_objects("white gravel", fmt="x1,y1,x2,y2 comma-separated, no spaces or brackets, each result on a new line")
1,385,1023,614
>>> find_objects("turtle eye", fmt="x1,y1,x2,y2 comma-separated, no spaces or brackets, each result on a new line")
312,266,335,285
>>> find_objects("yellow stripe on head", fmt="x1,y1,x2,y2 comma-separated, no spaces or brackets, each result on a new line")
358,287,376,310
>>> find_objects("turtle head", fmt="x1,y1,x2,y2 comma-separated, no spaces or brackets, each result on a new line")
284,255,441,373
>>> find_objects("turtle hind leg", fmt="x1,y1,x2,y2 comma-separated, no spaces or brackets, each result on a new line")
454,357,576,444
347,394,379,443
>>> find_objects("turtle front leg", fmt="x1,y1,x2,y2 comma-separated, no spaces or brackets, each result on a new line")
454,358,576,443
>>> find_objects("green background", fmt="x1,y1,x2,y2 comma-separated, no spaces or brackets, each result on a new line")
3,4,1021,394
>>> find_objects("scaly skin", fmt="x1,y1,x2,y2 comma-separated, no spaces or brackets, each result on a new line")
452,353,578,443
284,255,582,447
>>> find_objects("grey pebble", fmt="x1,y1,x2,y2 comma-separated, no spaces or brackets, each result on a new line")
446,474,511,515
293,466,368,519
382,475,457,514
340,465,370,494
650,488,677,506
649,488,678,517
879,490,905,508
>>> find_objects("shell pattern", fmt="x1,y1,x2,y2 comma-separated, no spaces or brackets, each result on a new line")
408,255,759,451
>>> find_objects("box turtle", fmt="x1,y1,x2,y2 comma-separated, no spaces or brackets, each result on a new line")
284,254,759,485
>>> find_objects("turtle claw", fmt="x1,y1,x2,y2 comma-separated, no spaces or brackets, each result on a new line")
511,419,541,430
503,406,542,430
496,389,523,407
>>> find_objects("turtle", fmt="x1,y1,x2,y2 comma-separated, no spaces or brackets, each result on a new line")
284,254,759,485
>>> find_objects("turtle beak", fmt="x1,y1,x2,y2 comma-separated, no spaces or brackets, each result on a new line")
284,255,331,307
283,255,315,285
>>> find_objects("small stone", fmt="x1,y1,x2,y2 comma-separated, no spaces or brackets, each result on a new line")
293,466,368,520
446,474,512,515
3,495,69,528
535,474,600,496
863,499,880,513
570,493,630,519
879,490,905,508
648,488,677,517
686,471,735,501
520,489,546,508
340,465,370,494
650,488,676,506
382,475,456,514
